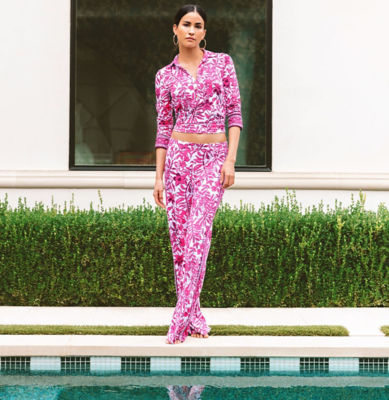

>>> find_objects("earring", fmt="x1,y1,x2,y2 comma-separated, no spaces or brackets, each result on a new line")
173,34,178,46
200,38,206,49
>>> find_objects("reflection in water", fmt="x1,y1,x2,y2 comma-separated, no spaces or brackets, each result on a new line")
167,385,205,400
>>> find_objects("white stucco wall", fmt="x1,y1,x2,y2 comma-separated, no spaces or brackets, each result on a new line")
0,0,70,170
274,0,389,173
0,0,388,211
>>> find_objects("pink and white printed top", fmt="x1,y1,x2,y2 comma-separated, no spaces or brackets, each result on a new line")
155,48,243,149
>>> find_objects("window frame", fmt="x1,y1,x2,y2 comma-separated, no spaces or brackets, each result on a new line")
69,0,272,171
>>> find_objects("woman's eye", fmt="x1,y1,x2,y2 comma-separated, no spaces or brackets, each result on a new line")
184,23,202,28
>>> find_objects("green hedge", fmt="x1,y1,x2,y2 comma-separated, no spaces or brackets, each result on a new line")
0,190,387,307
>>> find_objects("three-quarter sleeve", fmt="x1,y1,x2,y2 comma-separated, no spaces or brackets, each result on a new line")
222,54,243,130
155,69,174,149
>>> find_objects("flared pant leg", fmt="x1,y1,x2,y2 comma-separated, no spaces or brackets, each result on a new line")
164,150,207,336
164,137,228,344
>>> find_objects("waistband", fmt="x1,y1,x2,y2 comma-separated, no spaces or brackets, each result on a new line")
169,137,228,148
173,120,225,133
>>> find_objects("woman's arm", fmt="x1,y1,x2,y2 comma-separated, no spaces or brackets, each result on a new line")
154,147,167,208
153,69,173,208
154,69,174,149
222,54,243,131
225,126,240,164
220,126,240,188
220,53,243,188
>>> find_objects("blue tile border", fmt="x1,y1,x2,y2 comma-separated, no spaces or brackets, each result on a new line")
0,356,388,374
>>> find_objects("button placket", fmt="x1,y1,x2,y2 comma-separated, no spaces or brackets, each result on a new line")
194,67,202,108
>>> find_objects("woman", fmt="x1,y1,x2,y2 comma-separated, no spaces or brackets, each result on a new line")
153,4,243,345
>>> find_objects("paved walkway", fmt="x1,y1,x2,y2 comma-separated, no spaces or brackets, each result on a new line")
0,306,387,336
0,307,388,357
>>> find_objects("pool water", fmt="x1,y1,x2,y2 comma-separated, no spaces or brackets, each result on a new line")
0,372,388,399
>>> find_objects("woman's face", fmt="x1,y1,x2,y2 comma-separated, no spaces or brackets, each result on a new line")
173,12,206,49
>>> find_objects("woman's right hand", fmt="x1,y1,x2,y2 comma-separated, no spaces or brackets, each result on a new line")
153,178,166,208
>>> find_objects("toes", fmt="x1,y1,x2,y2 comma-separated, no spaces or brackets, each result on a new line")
191,332,209,338
188,331,209,338
166,335,185,344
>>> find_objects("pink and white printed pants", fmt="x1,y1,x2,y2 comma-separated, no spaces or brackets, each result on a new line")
164,137,228,344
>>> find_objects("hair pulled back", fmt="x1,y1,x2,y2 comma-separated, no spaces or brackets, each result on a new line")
173,4,207,28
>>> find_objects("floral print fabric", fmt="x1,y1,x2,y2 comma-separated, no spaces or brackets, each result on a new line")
164,137,228,344
167,385,205,399
155,48,243,149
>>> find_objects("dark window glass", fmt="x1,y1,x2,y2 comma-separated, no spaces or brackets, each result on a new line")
70,0,271,170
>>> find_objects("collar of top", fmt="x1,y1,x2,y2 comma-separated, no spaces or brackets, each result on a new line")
170,48,209,68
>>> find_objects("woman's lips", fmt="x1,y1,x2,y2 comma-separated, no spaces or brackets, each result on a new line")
186,37,195,40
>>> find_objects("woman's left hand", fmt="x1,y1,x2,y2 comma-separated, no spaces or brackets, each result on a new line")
220,159,235,188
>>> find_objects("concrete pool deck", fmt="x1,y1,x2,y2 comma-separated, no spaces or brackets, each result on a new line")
0,307,388,357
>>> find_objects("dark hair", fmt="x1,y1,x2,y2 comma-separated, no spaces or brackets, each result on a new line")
174,4,207,28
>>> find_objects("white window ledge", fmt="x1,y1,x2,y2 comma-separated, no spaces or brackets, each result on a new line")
0,171,388,190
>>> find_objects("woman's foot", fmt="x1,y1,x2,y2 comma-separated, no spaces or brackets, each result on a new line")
190,332,209,338
165,338,183,344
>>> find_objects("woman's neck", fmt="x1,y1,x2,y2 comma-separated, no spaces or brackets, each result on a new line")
178,47,204,66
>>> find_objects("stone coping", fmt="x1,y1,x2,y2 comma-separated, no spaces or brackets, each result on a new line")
1,335,388,357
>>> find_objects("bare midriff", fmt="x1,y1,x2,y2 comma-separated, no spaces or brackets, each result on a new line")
171,130,227,144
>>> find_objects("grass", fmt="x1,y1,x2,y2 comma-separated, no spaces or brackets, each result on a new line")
381,326,389,336
0,324,348,336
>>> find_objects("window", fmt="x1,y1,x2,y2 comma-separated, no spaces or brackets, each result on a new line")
70,0,271,170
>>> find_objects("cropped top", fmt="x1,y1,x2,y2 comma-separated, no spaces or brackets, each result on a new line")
154,48,243,149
